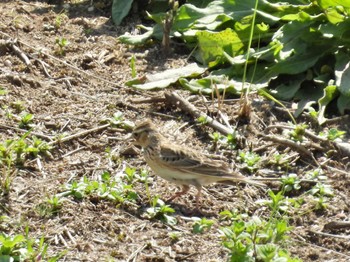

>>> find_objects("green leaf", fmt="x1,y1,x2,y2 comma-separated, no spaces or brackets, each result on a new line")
132,63,206,90
196,28,244,67
272,74,305,100
111,0,134,26
318,85,339,124
335,51,350,96
337,94,350,114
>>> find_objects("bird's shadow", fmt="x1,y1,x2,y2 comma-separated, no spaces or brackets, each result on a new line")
167,201,217,217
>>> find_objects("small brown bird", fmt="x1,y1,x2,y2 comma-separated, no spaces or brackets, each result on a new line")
132,120,265,209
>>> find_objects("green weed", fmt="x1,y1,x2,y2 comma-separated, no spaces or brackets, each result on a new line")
238,150,261,173
192,217,214,234
144,196,177,226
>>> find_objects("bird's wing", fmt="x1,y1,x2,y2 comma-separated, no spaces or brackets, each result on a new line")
159,145,232,178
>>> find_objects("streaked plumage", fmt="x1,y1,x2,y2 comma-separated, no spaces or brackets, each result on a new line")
132,120,265,208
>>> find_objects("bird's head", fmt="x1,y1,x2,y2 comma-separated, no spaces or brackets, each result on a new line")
132,119,160,148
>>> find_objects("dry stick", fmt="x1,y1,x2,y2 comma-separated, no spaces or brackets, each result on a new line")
130,97,166,104
6,39,31,67
324,221,350,230
261,134,320,166
47,123,110,146
164,91,234,135
265,124,328,142
0,123,53,141
267,124,350,158
308,229,350,240
127,244,147,262
58,146,87,160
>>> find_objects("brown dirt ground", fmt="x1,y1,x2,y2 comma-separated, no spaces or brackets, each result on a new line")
0,1,350,261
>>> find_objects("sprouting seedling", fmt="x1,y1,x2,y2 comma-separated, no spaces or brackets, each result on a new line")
145,196,177,226
105,111,134,130
55,37,69,55
197,115,209,125
289,124,308,142
19,112,34,129
130,54,137,78
192,217,214,234
281,173,301,192
319,128,346,141
238,150,261,172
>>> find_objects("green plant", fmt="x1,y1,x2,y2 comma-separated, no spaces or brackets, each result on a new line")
0,131,51,194
168,232,181,242
130,54,137,78
0,230,65,261
55,37,69,56
144,196,177,226
59,171,138,205
269,153,290,170
46,195,63,213
104,111,134,130
192,217,214,234
210,131,238,150
197,115,209,125
221,215,300,262
319,128,346,141
37,195,63,217
0,87,8,96
289,124,308,142
18,112,34,129
11,101,25,113
26,136,52,158
238,150,261,173
120,1,350,121
281,173,301,192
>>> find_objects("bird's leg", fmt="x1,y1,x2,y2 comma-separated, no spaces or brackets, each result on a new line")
195,186,202,209
167,185,190,202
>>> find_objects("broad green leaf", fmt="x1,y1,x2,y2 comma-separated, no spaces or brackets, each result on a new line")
119,24,163,45
335,51,350,96
132,63,206,90
180,74,267,94
317,0,350,23
318,85,339,124
119,30,153,45
196,28,244,67
294,84,323,117
271,74,305,100
111,0,134,26
337,94,350,115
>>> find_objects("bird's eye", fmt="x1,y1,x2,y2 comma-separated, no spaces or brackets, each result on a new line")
132,132,139,138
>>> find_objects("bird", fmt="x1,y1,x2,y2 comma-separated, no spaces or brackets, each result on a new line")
132,119,266,209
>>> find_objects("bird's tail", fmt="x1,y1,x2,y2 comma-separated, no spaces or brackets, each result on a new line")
220,177,267,188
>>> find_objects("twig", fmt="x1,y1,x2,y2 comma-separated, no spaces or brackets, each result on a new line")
323,114,350,125
58,233,68,247
261,134,319,166
164,91,234,135
6,39,31,67
265,124,328,142
0,123,53,141
58,146,87,160
130,97,166,104
127,244,147,262
48,123,110,146
323,221,350,230
64,228,76,244
35,58,52,78
308,229,350,240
